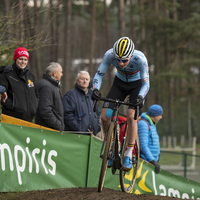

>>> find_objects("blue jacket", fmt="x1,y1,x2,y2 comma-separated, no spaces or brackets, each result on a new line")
138,113,160,162
62,84,101,135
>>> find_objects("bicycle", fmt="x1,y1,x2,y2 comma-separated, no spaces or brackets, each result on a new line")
93,97,140,193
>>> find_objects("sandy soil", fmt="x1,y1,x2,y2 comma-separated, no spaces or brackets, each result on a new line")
0,187,188,200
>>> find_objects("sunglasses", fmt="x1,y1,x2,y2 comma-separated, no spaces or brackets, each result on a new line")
116,59,129,63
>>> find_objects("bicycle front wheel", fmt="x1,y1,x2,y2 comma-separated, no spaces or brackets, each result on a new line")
98,122,114,192
119,135,140,193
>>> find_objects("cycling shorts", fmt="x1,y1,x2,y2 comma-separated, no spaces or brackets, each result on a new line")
103,76,142,110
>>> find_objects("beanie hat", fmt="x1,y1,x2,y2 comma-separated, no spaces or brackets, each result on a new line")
147,104,163,116
13,47,29,61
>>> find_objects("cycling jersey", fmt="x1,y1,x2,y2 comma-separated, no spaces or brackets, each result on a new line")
93,48,150,98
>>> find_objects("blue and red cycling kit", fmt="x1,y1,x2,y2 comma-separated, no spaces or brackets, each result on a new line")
93,48,150,99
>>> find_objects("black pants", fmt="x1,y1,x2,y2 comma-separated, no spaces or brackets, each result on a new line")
103,76,142,110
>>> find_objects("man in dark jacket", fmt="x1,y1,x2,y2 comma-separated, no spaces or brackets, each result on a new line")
0,47,38,122
35,62,64,131
62,71,101,135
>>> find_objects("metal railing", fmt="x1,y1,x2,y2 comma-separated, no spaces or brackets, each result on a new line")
160,150,200,178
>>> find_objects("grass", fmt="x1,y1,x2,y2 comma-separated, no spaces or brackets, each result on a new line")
160,145,200,166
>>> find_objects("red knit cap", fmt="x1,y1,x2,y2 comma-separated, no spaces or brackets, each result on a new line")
13,47,29,61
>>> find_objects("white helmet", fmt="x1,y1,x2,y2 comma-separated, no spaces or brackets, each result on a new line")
113,36,134,59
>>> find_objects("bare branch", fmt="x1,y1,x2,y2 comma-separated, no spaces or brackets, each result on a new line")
0,1,62,56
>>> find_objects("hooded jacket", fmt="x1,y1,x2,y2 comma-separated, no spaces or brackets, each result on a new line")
138,112,160,162
62,83,101,135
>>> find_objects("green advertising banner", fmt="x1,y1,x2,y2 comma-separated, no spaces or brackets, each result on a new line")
0,122,200,199
133,160,200,199
87,135,200,199
0,123,91,191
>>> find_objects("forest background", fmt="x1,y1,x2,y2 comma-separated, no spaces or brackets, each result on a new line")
0,0,200,146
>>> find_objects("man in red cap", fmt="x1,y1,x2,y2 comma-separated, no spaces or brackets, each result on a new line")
0,47,38,122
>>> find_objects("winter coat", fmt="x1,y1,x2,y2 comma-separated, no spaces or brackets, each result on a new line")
0,63,38,122
62,83,101,135
138,113,160,162
35,74,64,131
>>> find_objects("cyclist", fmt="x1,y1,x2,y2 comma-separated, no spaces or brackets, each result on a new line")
92,36,150,171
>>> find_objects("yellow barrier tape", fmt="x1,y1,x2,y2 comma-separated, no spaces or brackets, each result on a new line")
1,114,57,132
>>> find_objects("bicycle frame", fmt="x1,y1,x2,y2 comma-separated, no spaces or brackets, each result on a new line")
99,100,122,171
93,97,139,193
97,98,138,171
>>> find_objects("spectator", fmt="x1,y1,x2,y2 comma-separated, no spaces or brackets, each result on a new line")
35,62,64,131
0,47,38,122
138,104,163,174
0,86,7,103
62,71,101,136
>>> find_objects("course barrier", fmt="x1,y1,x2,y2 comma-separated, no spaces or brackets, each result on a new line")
0,115,200,199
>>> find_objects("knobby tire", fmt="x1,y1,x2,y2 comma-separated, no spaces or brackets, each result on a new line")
98,122,114,192
119,135,140,193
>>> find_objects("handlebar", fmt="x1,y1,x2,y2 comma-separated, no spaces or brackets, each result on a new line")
93,96,139,120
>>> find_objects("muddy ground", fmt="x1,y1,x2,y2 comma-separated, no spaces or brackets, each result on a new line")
0,187,189,200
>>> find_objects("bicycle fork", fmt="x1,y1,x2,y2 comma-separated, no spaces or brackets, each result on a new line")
113,126,121,169
109,123,124,175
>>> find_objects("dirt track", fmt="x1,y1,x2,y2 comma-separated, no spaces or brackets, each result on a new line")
0,187,188,200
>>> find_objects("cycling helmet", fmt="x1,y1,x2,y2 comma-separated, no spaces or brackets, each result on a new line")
113,37,134,59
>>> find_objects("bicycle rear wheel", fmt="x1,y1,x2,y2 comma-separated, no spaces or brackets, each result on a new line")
119,135,140,193
98,122,114,192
